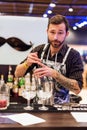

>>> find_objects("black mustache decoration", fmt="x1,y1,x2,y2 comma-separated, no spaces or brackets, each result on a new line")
0,37,33,51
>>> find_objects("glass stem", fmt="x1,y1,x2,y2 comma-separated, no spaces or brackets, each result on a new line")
27,99,30,106
42,99,45,107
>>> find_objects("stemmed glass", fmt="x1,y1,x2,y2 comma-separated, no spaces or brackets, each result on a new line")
22,78,36,110
36,77,53,111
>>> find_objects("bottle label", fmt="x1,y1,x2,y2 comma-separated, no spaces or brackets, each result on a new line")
8,75,13,82
18,77,25,88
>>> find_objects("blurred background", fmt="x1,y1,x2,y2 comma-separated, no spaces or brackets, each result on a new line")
0,0,87,64
0,0,86,31
0,0,87,85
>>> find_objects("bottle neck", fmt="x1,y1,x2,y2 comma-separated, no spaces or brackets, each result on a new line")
0,75,5,85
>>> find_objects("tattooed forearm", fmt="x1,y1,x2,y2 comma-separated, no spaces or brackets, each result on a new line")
53,70,80,94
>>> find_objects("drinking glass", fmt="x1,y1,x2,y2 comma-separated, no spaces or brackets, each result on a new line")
37,77,53,110
0,83,10,110
22,85,36,110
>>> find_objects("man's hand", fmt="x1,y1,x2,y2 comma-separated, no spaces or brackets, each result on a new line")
26,52,41,66
34,62,55,78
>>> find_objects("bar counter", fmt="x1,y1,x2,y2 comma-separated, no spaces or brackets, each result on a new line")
0,96,87,130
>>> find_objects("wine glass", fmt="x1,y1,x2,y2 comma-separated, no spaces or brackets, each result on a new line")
37,77,53,111
22,84,36,110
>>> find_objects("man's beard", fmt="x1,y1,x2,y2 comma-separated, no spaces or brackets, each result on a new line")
48,39,64,48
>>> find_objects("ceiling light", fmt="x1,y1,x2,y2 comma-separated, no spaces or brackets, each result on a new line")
73,26,77,30
68,7,73,12
43,14,48,18
49,3,56,7
75,21,87,28
29,3,33,13
47,10,52,14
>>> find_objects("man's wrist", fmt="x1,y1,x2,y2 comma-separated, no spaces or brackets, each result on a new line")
23,61,29,69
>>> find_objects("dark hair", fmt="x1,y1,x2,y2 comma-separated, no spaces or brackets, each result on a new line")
47,14,69,32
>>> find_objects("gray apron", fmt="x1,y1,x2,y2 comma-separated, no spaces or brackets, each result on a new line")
41,44,71,104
